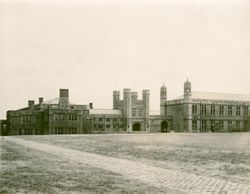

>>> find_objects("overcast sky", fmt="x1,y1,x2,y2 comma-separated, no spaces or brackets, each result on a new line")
0,0,250,119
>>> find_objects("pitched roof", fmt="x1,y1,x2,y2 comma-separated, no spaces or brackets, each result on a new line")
172,91,250,102
90,109,122,115
42,98,75,105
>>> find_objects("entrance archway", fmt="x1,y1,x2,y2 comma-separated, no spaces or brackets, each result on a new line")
133,123,141,131
161,121,168,132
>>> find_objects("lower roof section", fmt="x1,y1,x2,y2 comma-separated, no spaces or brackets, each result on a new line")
90,109,122,115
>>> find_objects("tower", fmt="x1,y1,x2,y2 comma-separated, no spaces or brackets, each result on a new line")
160,83,167,115
184,78,192,101
131,92,138,105
59,89,69,109
113,91,120,109
183,79,192,132
143,89,150,132
123,88,132,132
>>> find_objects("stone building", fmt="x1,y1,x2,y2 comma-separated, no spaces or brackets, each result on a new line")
89,88,172,133
6,89,89,135
165,79,250,132
4,80,250,135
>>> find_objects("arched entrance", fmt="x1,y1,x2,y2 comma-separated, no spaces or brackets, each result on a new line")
133,123,141,131
161,121,168,132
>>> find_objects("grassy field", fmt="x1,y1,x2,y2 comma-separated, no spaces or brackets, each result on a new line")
1,133,250,193
0,139,175,194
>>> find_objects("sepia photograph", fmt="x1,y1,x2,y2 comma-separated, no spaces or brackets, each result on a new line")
0,0,250,193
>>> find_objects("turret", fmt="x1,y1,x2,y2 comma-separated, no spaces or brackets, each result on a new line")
143,89,150,131
123,88,132,132
160,83,167,115
113,91,120,109
184,78,192,101
183,78,192,132
131,92,138,105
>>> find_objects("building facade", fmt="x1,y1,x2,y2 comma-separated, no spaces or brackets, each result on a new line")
6,89,90,135
166,80,250,132
3,80,250,135
89,88,172,133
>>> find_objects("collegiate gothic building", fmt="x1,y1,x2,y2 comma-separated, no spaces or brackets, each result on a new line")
4,80,250,135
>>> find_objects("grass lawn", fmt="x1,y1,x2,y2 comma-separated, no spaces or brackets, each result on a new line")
1,133,250,193
0,139,176,194
19,133,250,184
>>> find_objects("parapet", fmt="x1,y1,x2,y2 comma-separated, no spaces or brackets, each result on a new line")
131,92,138,96
142,89,150,94
113,91,120,95
123,88,131,93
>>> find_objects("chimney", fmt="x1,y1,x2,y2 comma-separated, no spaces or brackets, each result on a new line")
89,103,93,109
60,89,69,98
59,89,69,108
39,97,43,104
28,100,35,107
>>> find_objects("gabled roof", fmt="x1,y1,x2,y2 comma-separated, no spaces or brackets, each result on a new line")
42,98,75,105
172,91,250,102
90,109,122,115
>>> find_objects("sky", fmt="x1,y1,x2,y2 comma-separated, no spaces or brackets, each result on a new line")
0,0,250,119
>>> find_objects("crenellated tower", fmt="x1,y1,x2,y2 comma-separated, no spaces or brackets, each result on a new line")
160,83,167,115
143,89,150,132
123,88,132,132
113,91,120,109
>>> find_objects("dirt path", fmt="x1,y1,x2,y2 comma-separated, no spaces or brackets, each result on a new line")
4,137,250,194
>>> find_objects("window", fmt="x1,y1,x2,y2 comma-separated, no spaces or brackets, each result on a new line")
192,120,197,131
113,118,117,122
228,106,232,116
69,127,77,134
228,121,232,130
192,105,197,115
98,118,103,122
98,124,103,129
244,121,248,129
69,114,77,121
219,105,224,115
211,120,215,131
23,116,31,123
244,106,248,116
201,105,206,115
106,118,110,122
106,125,110,129
55,127,63,134
236,106,241,116
211,105,215,115
113,125,118,130
138,109,143,117
92,117,96,122
236,121,240,128
219,121,224,131
201,120,206,131
132,108,136,117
